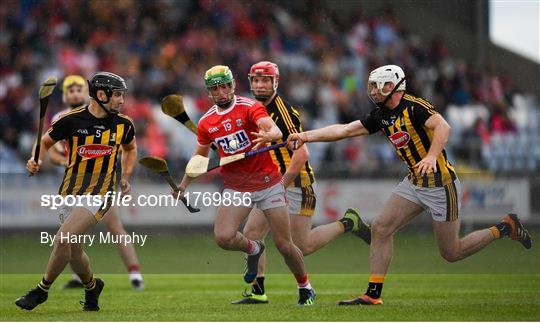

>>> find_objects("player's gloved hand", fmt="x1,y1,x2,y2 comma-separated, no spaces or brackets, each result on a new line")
415,155,437,176
120,179,131,195
286,132,308,150
26,159,42,174
251,130,273,150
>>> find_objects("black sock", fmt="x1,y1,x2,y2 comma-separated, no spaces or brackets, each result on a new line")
339,218,353,232
37,277,52,292
252,276,265,295
83,276,96,291
365,282,383,299
496,222,511,236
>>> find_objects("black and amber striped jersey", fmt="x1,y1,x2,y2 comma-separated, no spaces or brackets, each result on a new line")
265,94,315,188
47,105,135,196
361,93,457,188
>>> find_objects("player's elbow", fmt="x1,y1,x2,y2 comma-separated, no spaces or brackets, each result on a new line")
342,125,354,138
123,140,137,153
440,123,451,144
343,122,363,138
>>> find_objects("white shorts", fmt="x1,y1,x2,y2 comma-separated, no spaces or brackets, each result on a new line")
392,176,461,222
224,183,287,211
286,185,316,217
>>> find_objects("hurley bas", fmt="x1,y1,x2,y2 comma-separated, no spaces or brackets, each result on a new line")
41,232,148,247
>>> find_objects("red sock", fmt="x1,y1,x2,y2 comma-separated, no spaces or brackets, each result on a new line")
295,274,309,287
128,264,140,273
246,240,261,254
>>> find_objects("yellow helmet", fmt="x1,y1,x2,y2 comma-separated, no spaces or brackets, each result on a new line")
62,75,86,92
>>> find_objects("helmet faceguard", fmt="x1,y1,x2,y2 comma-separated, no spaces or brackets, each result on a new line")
204,65,235,108
88,71,127,116
248,61,280,101
367,65,406,109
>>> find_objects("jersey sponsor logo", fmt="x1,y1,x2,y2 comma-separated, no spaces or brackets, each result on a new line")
215,130,250,154
388,131,411,148
77,144,114,159
77,129,89,134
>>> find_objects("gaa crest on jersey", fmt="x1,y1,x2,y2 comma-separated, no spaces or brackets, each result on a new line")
215,130,251,154
77,144,114,159
388,131,411,148
236,118,243,126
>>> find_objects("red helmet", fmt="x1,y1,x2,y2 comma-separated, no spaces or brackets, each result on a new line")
248,61,280,95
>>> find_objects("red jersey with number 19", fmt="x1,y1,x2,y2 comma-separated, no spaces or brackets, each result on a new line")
197,95,281,192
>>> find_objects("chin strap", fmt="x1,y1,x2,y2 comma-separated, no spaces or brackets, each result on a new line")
375,77,406,109
94,92,117,116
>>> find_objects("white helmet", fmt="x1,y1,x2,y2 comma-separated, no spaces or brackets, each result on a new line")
368,64,406,95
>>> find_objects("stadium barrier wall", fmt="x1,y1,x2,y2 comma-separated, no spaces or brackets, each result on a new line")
0,178,531,228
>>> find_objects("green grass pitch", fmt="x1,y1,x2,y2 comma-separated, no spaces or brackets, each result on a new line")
1,231,539,321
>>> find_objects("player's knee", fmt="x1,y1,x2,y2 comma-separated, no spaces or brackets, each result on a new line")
214,233,235,250
295,242,311,255
54,232,71,248
439,249,462,263
371,220,393,238
274,239,293,256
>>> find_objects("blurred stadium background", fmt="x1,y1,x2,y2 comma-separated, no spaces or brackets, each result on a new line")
1,0,539,276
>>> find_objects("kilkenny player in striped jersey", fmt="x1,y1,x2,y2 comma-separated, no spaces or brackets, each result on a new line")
232,61,371,305
16,72,137,312
288,64,532,305
49,75,144,291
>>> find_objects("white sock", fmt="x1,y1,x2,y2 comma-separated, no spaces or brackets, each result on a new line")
298,282,312,290
247,240,260,255
129,272,143,282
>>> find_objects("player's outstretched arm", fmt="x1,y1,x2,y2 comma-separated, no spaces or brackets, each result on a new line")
287,120,369,150
27,133,56,174
252,116,282,150
120,138,137,194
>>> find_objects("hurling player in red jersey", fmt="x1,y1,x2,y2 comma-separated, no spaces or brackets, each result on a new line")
173,65,315,306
